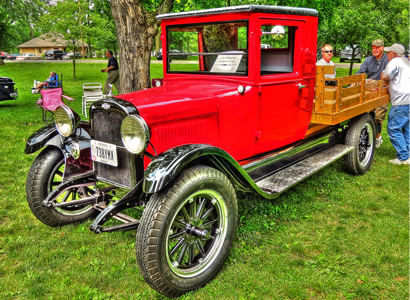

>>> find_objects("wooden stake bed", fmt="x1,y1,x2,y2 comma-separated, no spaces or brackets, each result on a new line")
310,66,390,125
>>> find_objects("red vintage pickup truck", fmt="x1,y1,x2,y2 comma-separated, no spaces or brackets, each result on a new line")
25,5,389,297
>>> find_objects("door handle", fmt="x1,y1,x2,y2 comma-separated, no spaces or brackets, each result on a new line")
297,83,307,89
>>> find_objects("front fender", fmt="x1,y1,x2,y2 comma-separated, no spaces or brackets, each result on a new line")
25,121,94,181
25,122,60,154
143,144,278,199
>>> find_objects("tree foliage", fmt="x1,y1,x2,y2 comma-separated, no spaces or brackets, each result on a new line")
0,0,45,52
41,0,108,79
324,0,408,74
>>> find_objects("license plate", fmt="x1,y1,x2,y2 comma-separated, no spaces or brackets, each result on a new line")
91,140,118,167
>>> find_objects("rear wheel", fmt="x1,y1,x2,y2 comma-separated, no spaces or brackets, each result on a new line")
345,113,375,175
26,147,97,227
339,58,344,62
136,166,237,297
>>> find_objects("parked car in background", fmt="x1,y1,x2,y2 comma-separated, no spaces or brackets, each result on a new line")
156,48,188,60
64,52,82,59
340,46,362,63
45,49,65,60
261,44,272,49
6,53,20,60
0,51,8,59
16,53,42,60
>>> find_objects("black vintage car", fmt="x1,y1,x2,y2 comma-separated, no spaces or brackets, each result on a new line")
0,77,18,101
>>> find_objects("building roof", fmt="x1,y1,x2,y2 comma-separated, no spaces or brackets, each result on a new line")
157,5,318,20
17,33,68,48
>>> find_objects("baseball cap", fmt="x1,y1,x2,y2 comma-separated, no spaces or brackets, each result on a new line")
372,40,384,47
384,44,405,55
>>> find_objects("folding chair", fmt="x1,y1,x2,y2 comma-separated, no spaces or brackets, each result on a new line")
44,74,63,89
82,82,104,117
37,87,75,123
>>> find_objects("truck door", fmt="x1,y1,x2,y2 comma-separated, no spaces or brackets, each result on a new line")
251,19,313,156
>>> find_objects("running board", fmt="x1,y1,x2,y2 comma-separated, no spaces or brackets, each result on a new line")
256,144,354,195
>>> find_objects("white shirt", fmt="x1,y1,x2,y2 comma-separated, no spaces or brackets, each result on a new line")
383,57,410,106
316,58,336,78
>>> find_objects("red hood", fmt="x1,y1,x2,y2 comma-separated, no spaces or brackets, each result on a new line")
117,81,240,124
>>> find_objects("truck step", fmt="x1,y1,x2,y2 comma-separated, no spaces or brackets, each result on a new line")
256,144,354,195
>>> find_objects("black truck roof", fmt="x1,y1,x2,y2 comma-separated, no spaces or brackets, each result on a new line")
157,5,318,20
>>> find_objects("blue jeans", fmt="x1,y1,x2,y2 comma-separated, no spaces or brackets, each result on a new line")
387,105,410,161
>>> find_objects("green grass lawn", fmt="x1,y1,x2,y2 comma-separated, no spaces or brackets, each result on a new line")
0,63,408,299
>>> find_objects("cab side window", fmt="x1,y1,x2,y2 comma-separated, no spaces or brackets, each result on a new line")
260,25,295,75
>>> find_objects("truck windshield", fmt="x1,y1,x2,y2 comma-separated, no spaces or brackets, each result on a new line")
166,21,248,75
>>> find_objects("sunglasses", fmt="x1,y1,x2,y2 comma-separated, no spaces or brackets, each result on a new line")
322,50,333,53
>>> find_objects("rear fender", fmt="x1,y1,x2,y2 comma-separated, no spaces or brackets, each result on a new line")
143,144,277,199
25,121,93,181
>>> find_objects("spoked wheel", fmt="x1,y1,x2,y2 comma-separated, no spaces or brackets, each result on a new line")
136,166,237,298
166,189,228,277
345,113,375,175
26,147,97,227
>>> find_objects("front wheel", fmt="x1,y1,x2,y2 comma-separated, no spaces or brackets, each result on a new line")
136,166,238,297
26,147,97,227
345,113,376,175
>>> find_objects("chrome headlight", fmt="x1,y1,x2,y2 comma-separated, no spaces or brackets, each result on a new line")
121,115,150,154
55,105,80,137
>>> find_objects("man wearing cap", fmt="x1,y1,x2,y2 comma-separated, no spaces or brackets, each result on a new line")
316,44,336,78
380,44,410,165
355,40,389,148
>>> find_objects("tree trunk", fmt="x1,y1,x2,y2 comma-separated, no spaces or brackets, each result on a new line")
73,42,76,80
156,32,161,53
110,0,174,94
349,45,355,75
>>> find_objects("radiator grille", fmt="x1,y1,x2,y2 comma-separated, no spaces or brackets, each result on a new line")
92,109,140,188
93,110,123,146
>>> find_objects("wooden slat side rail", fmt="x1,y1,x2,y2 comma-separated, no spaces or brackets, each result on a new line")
334,78,341,113
338,74,364,86
310,94,390,125
315,66,326,113
323,66,335,75
340,85,361,98
340,94,361,111
360,74,366,104
378,80,382,97
365,81,379,91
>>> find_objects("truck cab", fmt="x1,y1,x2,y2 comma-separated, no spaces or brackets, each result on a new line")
25,5,388,298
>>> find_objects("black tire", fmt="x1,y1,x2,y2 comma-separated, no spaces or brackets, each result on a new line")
26,147,97,227
339,58,344,62
27,58,30,60
136,166,238,297
345,113,376,175
38,57,41,60
59,57,62,60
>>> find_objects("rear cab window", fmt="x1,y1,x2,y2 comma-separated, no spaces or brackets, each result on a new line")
260,25,295,75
